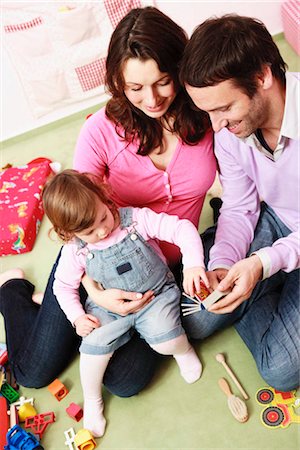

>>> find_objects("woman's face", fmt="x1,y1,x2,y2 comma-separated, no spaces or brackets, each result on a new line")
123,58,176,118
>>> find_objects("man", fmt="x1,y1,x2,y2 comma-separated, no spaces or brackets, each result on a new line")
180,14,299,391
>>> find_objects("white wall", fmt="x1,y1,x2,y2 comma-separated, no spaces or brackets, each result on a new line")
2,1,283,141
157,0,283,36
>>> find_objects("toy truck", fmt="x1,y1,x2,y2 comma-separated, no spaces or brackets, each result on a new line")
4,424,44,450
256,387,300,428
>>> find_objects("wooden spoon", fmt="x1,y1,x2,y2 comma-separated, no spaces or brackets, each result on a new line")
216,353,249,400
218,378,249,423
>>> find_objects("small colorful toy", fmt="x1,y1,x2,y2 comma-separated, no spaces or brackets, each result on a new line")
181,282,230,315
64,427,77,450
66,402,83,422
74,429,97,450
8,404,19,428
0,396,9,449
256,386,300,428
18,402,38,422
1,382,20,403
47,378,69,401
0,343,8,366
5,424,43,450
25,412,55,439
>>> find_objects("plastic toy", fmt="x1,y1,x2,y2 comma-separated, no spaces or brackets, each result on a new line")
0,396,9,449
216,353,249,400
47,378,69,401
0,365,5,388
5,424,43,449
74,429,96,450
8,404,19,428
66,402,83,422
218,378,248,423
0,343,8,366
256,387,300,428
1,382,20,403
18,403,38,422
64,427,77,450
25,412,55,439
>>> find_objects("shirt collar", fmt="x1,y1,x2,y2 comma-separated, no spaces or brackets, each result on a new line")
241,72,299,150
280,72,299,140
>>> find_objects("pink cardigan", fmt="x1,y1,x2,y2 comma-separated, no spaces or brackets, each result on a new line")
73,107,216,266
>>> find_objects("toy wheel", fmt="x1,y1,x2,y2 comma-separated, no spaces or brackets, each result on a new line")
262,406,284,427
256,388,274,404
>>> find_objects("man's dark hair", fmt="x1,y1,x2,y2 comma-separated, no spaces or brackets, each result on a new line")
179,14,287,97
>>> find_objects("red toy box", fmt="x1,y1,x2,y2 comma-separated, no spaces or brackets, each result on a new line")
281,1,300,56
0,158,53,256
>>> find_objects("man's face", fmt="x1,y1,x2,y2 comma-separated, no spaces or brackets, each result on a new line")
186,79,268,138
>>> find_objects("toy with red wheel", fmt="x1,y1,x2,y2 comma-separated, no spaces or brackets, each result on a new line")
261,406,285,428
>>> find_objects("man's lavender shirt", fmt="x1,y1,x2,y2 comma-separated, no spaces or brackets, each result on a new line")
209,72,299,279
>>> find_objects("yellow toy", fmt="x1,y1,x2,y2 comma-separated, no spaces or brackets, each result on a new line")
74,428,97,450
256,386,300,428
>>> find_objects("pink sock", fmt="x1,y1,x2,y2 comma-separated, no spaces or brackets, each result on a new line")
80,352,113,437
174,346,202,383
151,335,202,384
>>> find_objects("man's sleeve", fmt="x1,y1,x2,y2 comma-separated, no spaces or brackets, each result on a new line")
208,133,261,270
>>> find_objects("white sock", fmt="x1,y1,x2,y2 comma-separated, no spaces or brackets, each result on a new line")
174,345,202,383
151,335,202,384
79,352,113,437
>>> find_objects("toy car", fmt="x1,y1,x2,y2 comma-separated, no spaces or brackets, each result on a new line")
5,424,44,450
256,387,300,428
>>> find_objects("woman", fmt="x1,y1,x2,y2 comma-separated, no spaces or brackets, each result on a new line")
0,7,216,394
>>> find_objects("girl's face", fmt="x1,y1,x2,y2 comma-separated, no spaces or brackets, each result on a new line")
123,58,176,118
75,199,117,244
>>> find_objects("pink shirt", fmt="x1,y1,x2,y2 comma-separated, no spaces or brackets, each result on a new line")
53,207,205,324
73,107,216,266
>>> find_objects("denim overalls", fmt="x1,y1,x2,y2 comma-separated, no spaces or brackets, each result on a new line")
80,207,184,355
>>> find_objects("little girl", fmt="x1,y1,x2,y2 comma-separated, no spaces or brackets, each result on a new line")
42,170,209,438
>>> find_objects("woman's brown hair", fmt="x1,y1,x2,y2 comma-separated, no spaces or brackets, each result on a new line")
105,6,209,155
42,170,117,242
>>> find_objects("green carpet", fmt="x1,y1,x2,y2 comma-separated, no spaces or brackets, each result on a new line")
1,35,299,449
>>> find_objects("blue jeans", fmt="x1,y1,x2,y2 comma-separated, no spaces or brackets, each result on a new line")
184,203,300,391
0,252,160,394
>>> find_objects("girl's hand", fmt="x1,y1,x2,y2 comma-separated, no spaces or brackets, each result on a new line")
183,266,210,297
74,314,100,337
206,268,228,291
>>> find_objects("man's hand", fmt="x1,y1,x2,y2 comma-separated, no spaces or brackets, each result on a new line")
208,255,263,314
183,266,210,297
74,314,100,337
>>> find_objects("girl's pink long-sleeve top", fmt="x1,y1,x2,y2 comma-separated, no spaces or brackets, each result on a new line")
53,207,205,325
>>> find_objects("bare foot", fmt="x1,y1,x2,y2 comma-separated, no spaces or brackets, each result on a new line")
32,292,44,305
0,268,24,287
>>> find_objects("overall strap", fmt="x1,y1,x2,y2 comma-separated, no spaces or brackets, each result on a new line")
119,207,134,228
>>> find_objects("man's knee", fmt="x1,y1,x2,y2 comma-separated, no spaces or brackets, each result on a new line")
258,357,300,391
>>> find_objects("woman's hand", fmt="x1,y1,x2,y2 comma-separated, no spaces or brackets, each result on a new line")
81,273,155,316
90,288,155,316
74,314,100,337
183,266,210,297
208,255,263,314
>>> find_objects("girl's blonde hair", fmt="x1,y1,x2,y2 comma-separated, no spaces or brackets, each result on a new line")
42,169,118,242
